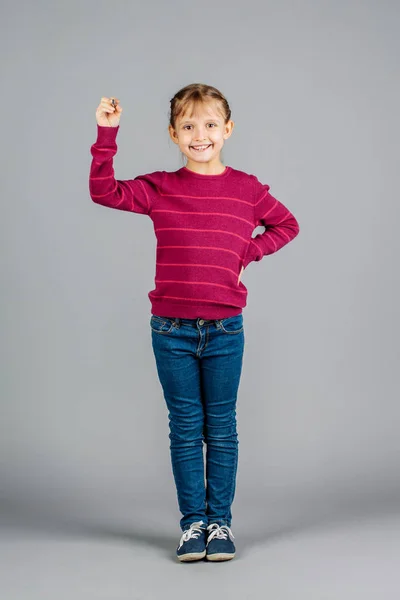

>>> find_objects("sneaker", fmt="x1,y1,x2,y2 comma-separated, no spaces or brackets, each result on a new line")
206,523,236,561
176,520,207,562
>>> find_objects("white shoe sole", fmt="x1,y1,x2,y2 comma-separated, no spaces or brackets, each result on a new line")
206,552,235,561
177,550,206,562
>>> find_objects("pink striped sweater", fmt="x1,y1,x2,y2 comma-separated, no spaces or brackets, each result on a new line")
89,125,300,319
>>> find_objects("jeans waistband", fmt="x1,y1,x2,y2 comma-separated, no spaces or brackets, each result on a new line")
166,317,220,328
152,314,242,329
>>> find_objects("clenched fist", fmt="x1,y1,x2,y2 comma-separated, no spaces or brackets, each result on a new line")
95,97,123,127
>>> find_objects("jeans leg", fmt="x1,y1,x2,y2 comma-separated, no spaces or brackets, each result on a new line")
201,326,244,527
151,323,207,531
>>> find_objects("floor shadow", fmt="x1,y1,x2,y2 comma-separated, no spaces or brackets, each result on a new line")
2,496,399,562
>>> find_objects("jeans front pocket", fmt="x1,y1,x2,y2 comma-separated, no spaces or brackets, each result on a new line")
150,315,175,335
219,314,244,335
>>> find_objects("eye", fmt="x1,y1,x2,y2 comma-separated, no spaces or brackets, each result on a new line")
183,123,217,130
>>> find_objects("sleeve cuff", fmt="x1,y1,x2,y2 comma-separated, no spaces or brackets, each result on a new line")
242,240,261,269
96,124,119,141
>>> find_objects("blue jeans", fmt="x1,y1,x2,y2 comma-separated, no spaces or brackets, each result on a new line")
150,313,245,531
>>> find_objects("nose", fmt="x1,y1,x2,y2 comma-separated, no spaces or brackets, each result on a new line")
193,126,208,141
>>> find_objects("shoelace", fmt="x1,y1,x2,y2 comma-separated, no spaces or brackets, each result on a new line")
206,523,235,544
178,520,206,550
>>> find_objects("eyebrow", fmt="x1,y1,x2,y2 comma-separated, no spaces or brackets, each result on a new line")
180,118,221,125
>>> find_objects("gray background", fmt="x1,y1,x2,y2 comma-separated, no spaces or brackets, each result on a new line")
1,0,399,598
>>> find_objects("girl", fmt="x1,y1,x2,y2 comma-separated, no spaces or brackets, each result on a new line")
89,83,300,562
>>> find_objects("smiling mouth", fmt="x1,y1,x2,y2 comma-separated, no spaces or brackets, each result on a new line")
190,144,212,152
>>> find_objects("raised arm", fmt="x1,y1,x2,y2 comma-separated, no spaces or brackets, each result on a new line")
90,125,165,215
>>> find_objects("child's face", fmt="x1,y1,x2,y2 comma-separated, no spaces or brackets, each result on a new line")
169,101,234,168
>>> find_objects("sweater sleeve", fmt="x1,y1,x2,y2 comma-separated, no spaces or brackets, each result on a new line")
89,125,163,215
242,175,300,268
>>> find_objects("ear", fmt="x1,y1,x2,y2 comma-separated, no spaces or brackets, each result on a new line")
224,120,234,140
168,125,179,144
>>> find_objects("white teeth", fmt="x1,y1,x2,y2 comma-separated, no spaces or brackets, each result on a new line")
192,145,211,151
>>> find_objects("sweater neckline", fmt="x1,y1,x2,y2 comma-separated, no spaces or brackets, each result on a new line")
180,165,232,179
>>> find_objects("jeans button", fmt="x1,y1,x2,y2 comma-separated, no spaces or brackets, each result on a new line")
199,319,204,325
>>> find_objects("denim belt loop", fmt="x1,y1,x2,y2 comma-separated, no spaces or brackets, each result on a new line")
174,318,181,328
